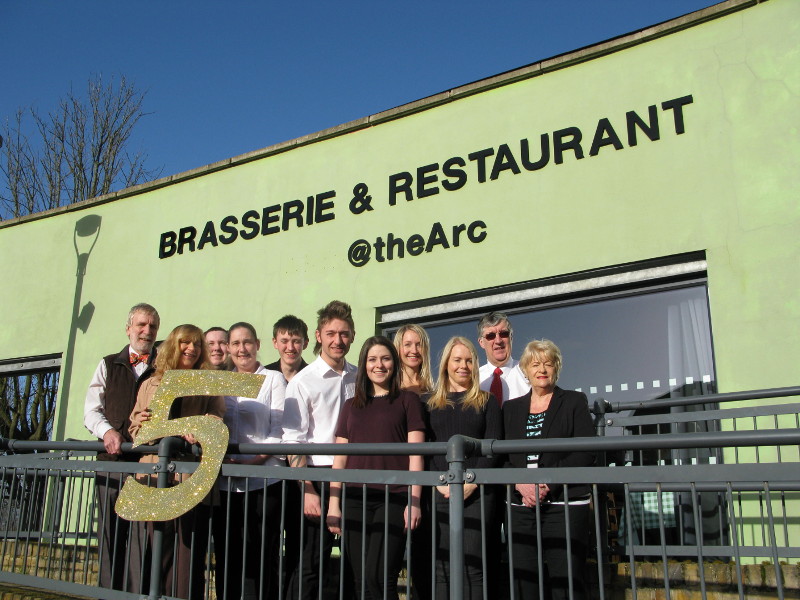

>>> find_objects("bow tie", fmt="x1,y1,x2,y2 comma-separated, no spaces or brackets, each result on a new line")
130,352,150,366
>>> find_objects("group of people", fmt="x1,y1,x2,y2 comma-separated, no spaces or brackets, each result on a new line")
84,301,596,600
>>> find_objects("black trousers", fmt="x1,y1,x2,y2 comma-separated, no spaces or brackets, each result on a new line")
95,468,146,594
434,489,497,600
214,487,282,600
287,476,343,600
508,502,590,600
342,488,407,600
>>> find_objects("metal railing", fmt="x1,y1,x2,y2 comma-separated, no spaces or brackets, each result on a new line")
0,387,797,600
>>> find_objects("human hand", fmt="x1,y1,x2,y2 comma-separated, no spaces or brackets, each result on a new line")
304,490,322,520
436,485,450,499
102,430,124,455
463,483,478,500
327,504,342,534
404,504,422,531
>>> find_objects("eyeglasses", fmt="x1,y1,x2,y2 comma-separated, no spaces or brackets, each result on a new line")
483,330,511,341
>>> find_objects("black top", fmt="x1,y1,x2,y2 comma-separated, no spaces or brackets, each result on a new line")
426,391,503,472
502,386,596,501
263,358,308,374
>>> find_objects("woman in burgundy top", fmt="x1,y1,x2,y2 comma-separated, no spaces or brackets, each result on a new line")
327,336,426,600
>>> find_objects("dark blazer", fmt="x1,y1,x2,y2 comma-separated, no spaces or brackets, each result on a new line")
502,386,596,502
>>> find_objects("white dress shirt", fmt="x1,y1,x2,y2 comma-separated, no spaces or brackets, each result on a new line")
84,348,149,439
281,354,357,466
220,364,287,492
479,358,531,404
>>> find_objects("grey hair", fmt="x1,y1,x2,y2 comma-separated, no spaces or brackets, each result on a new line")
476,311,512,338
127,303,160,327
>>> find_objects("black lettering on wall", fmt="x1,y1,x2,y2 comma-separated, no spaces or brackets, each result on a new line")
282,200,304,231
490,144,521,180
553,127,584,164
315,190,336,223
178,226,197,254
417,163,440,199
626,105,660,146
219,216,239,245
468,148,494,183
159,231,177,259
520,135,550,171
442,157,467,191
662,95,694,135
198,221,219,250
589,118,624,156
262,205,280,235
467,220,487,243
240,210,260,240
388,172,414,205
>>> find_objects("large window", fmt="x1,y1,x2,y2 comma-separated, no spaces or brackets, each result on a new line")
379,253,716,404
0,354,61,441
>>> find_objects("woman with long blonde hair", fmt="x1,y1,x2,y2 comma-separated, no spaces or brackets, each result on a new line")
129,324,225,600
426,336,503,600
393,324,434,395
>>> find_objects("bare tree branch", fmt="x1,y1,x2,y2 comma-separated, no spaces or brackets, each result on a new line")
0,74,161,220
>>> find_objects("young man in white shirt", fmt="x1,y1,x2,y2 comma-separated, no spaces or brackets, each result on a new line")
283,300,357,600
265,314,309,382
477,311,531,405
204,326,229,369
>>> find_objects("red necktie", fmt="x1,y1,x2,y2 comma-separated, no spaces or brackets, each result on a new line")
490,367,503,406
130,352,149,366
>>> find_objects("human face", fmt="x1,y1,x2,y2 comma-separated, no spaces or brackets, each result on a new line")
526,355,557,393
228,327,260,373
315,318,354,367
273,330,308,369
205,330,229,367
177,339,201,370
126,311,159,354
400,330,423,373
478,321,512,367
447,343,474,393
365,344,394,395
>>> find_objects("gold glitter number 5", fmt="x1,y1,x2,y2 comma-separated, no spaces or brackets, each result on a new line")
116,370,265,521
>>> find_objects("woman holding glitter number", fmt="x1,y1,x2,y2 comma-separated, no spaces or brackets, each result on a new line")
129,324,225,600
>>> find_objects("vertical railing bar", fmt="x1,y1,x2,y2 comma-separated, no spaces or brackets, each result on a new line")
506,484,515,600
690,482,707,600
318,476,327,600
383,485,389,600
297,477,306,600
763,483,785,600
592,484,606,600
278,480,287,600
259,478,268,600
338,481,347,600
535,484,544,600
430,485,436,600
656,484,670,600
479,483,487,600
564,484,574,600
624,484,637,600
405,484,411,600
724,484,745,600
82,468,96,585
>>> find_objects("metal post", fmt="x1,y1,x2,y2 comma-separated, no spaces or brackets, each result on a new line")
148,436,181,600
445,435,478,600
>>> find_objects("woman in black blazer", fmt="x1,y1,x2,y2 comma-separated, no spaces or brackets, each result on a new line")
502,339,595,600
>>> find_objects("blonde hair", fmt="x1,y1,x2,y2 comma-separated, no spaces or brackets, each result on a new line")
393,324,433,393
518,339,563,383
427,336,488,412
154,324,213,376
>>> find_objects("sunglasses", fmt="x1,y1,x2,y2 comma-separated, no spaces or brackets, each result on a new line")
484,330,511,341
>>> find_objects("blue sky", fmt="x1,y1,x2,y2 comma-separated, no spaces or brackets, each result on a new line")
3,1,721,181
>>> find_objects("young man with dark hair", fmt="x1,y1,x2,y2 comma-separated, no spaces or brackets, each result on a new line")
265,314,309,382
282,300,357,600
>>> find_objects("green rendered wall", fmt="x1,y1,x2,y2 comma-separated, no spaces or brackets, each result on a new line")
0,0,797,443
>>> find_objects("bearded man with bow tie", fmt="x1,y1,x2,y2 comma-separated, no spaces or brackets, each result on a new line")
84,302,160,594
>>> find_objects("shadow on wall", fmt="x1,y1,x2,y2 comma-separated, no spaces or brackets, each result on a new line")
53,214,102,440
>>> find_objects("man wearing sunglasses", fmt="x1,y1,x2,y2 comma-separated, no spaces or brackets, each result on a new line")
477,311,530,405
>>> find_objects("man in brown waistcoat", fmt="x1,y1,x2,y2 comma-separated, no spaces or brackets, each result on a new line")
84,303,159,594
